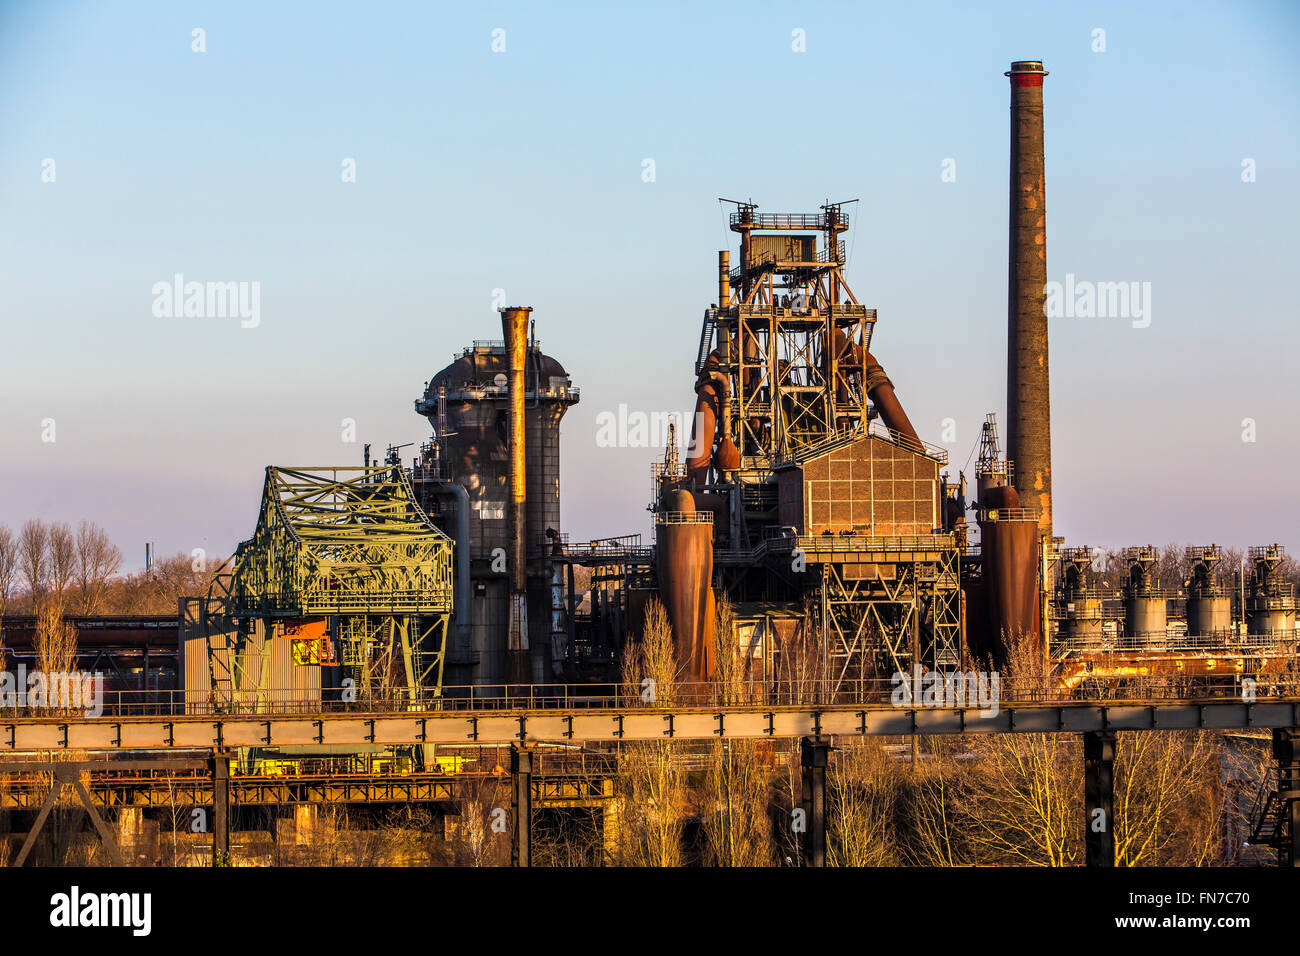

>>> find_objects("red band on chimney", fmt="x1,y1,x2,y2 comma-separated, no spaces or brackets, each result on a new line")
1011,75,1044,87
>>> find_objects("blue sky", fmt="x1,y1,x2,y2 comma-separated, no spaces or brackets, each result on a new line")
1,0,1297,568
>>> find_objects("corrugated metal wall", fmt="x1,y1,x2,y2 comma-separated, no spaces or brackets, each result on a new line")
800,435,939,535
180,597,321,714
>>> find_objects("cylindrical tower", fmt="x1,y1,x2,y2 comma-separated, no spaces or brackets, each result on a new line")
1121,546,1169,644
977,484,1040,664
1005,60,1053,541
1059,548,1105,646
1185,545,1232,638
415,333,579,686
1246,545,1298,637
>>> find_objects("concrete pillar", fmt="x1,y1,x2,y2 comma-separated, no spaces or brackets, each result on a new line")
1084,731,1115,867
116,806,144,863
510,746,532,867
800,737,829,867
294,804,319,846
601,795,624,863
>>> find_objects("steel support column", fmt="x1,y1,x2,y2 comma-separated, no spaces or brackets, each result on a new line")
1273,728,1300,867
210,751,230,866
800,736,829,867
1084,730,1115,867
510,745,532,867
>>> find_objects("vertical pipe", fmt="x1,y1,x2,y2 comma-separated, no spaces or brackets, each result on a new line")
1084,730,1115,867
501,306,532,684
431,483,472,672
1005,60,1053,541
717,250,730,308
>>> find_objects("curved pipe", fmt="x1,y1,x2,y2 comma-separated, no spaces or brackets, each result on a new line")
685,351,729,485
827,329,923,450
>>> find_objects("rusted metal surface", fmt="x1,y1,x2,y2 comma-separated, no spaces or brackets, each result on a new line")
977,484,1040,661
501,306,532,682
827,326,922,450
1005,60,1053,539
415,339,577,685
655,490,716,682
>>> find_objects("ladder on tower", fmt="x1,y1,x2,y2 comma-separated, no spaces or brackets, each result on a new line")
695,311,718,375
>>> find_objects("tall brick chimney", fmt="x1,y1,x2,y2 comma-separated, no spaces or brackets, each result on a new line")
1006,60,1052,540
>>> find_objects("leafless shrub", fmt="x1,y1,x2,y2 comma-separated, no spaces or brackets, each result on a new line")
612,598,684,866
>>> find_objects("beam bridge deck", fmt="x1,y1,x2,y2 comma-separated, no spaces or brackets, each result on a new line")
3,698,1298,752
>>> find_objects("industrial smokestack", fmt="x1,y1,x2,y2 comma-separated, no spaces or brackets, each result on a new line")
1005,60,1052,540
717,250,730,309
501,305,531,684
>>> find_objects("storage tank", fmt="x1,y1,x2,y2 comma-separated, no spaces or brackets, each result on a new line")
977,483,1040,664
1246,544,1297,637
1120,546,1168,644
655,490,716,685
1059,549,1105,646
1185,545,1233,638
415,336,579,685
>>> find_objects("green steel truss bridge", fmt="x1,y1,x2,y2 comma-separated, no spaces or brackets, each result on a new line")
203,466,454,710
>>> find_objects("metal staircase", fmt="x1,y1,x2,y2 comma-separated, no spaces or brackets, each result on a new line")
1249,762,1298,865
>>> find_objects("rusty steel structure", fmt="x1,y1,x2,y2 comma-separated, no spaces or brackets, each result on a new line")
3,60,1300,877
411,326,580,685
645,199,962,690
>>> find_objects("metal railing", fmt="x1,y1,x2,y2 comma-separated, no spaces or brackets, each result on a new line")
1053,630,1297,654
730,211,847,230
795,533,955,554
48,676,1300,721
977,507,1038,522
655,511,713,525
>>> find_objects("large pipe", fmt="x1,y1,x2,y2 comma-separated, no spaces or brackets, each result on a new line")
1006,60,1053,539
685,349,738,485
501,306,531,683
827,328,923,450
428,482,472,671
862,352,921,450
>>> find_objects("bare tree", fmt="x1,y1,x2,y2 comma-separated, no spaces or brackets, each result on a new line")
74,520,122,615
957,627,1082,865
34,601,77,681
0,524,17,618
701,597,773,866
0,524,16,679
46,521,76,614
826,739,901,866
1113,731,1222,866
18,519,49,610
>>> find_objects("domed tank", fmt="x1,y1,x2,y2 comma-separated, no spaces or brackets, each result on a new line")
416,339,579,685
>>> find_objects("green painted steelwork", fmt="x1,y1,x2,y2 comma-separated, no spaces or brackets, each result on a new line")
205,466,454,711
230,466,453,616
